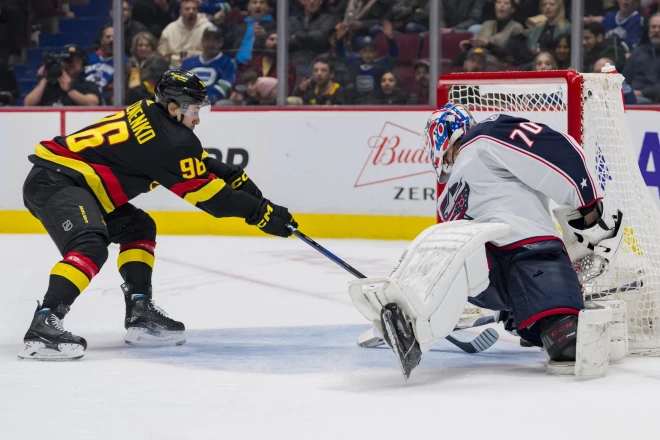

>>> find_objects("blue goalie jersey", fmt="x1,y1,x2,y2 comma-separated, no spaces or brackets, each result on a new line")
181,53,237,104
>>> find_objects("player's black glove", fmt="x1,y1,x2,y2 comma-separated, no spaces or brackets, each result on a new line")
228,169,262,199
246,199,298,237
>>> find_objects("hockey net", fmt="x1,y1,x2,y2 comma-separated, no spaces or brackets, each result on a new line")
438,70,660,355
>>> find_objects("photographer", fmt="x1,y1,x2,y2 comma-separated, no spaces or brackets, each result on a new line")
24,45,101,107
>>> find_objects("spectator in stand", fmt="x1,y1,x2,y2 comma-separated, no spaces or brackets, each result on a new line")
410,59,429,105
292,57,349,105
532,50,558,70
583,22,628,72
335,20,398,104
132,0,178,38
198,0,232,25
233,0,276,65
459,0,524,65
181,25,237,105
440,0,487,34
159,0,213,68
366,71,409,105
602,0,643,49
254,76,278,104
463,47,487,72
513,0,544,29
528,0,571,54
227,68,261,106
551,33,572,69
24,45,101,106
623,13,660,103
241,31,296,93
113,1,149,56
289,0,337,68
126,31,169,103
390,0,429,33
85,25,128,105
595,56,637,104
0,59,19,105
0,0,29,63
335,0,392,37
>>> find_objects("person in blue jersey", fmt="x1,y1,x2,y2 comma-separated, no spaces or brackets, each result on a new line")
602,0,643,49
181,25,238,105
85,25,129,105
334,20,398,104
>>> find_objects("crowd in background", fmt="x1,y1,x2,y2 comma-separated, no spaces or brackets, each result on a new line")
1,0,660,106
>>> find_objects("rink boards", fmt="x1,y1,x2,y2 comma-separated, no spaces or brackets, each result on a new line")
0,107,659,238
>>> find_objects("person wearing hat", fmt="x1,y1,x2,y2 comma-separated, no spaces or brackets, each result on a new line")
463,47,487,72
24,44,101,107
335,20,399,104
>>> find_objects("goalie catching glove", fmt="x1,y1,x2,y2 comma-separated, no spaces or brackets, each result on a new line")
247,199,297,237
554,201,624,284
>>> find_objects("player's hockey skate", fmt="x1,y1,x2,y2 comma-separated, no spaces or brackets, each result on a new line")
122,283,186,346
18,302,87,361
380,303,422,380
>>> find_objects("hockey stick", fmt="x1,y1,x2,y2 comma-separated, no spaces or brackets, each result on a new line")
288,226,499,354
357,315,497,350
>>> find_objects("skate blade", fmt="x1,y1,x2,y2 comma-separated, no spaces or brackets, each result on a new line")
357,327,385,348
382,310,422,380
546,359,576,376
125,328,186,346
18,341,84,361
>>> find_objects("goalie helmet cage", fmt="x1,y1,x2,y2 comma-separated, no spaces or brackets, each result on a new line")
437,70,660,356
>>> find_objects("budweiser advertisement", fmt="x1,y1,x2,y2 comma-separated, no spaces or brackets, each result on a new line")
0,109,659,217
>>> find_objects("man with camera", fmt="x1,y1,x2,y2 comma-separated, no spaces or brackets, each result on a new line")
24,45,101,107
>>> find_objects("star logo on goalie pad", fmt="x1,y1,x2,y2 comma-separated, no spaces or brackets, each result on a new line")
580,178,588,189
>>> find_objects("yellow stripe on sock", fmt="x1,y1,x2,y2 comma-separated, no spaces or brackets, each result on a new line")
117,249,155,270
50,262,90,293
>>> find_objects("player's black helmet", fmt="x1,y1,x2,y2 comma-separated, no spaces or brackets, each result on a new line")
154,69,208,109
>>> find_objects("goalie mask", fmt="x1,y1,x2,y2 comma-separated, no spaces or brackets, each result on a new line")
422,103,475,182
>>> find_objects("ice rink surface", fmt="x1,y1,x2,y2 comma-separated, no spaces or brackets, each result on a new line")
0,234,659,440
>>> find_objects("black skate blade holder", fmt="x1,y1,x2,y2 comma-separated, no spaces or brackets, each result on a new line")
287,226,426,380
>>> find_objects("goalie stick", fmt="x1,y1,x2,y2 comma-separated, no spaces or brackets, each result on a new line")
357,315,497,351
288,226,500,354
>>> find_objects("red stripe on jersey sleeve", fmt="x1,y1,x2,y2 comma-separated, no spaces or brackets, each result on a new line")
170,173,217,198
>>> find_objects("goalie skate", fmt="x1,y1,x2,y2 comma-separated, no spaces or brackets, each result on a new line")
380,303,422,380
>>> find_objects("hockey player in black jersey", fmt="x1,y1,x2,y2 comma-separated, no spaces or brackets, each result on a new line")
19,69,297,360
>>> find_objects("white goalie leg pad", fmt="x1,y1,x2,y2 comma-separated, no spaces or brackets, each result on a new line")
592,299,628,362
574,302,613,377
348,221,510,352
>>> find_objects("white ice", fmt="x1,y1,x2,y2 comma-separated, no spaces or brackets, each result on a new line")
0,234,658,440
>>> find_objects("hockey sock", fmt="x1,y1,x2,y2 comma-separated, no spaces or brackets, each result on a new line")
117,241,155,293
43,252,101,309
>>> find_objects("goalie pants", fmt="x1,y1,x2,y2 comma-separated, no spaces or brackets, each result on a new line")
23,166,157,308
469,239,584,347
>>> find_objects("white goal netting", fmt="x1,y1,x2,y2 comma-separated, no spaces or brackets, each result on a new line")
442,72,660,355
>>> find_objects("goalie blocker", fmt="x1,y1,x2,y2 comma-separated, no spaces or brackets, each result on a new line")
349,220,627,379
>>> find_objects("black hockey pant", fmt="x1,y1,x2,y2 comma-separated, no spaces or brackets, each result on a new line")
23,166,157,308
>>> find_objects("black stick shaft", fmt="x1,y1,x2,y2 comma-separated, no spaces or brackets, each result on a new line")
289,227,367,279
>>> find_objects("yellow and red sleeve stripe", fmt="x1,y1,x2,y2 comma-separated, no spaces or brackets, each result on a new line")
170,174,226,206
118,240,156,270
35,141,129,213
51,252,99,292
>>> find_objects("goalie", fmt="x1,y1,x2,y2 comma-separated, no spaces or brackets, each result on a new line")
349,104,625,379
